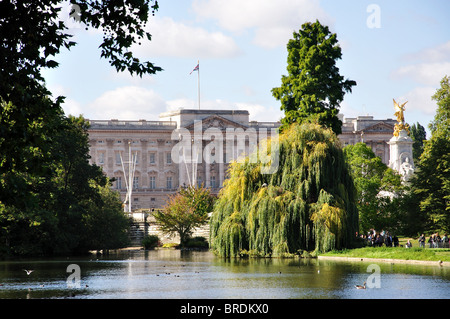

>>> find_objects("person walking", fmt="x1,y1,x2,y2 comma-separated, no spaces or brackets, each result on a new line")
435,233,441,248
428,235,434,248
385,232,392,247
393,235,399,247
418,234,425,248
442,234,449,248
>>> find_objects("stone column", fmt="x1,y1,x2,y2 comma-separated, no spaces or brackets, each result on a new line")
387,129,415,181
219,162,224,189
140,139,148,187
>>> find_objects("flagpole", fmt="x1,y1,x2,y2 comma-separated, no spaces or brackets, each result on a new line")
197,60,200,110
190,61,200,110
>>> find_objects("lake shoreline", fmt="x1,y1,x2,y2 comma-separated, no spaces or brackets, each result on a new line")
318,255,449,267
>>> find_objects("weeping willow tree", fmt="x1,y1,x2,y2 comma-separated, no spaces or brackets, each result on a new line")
210,123,358,257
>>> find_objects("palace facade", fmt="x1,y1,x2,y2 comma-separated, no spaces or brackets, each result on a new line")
338,114,397,165
87,109,279,210
87,109,397,210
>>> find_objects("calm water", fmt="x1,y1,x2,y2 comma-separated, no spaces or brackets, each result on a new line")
0,249,449,299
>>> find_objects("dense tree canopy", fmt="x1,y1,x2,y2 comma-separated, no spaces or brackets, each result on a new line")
0,0,159,255
343,143,404,233
154,186,215,247
0,113,130,255
411,76,450,233
409,122,427,165
272,20,356,135
210,123,358,257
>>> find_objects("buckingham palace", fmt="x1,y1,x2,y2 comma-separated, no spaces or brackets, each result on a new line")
87,109,397,210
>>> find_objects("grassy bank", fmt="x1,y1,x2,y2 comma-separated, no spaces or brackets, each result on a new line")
321,246,450,262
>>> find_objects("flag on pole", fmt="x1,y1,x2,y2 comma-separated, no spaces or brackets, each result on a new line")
190,60,200,110
190,63,199,74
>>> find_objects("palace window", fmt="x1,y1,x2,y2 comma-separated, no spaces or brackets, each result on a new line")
133,176,139,189
116,177,122,189
149,153,156,164
149,176,156,189
166,176,172,189
98,152,105,164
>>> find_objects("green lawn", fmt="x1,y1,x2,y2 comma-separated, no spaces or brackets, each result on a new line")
321,246,450,262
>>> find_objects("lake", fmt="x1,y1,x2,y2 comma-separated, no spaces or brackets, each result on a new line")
0,249,449,299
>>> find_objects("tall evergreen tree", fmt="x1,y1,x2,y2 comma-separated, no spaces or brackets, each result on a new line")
410,122,427,165
411,76,450,233
272,20,356,135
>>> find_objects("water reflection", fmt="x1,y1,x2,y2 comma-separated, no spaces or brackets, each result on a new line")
0,250,448,299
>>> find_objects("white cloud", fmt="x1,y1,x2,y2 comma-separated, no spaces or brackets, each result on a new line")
166,98,197,111
192,0,332,48
132,16,241,58
58,86,283,123
86,86,168,120
168,97,282,122
389,40,449,124
405,40,450,63
398,86,437,115
62,98,84,117
339,100,363,119
393,62,450,86
392,40,450,86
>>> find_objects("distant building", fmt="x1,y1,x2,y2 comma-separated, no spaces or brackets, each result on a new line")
338,114,397,165
87,110,397,209
88,109,279,210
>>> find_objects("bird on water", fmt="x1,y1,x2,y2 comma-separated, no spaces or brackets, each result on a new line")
355,282,366,289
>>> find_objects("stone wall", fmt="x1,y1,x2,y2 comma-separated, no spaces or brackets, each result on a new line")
128,212,210,247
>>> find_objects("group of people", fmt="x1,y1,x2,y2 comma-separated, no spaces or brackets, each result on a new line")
356,230,450,248
418,233,449,248
357,230,400,247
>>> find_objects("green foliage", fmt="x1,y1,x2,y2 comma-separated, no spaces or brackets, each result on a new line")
411,76,450,233
153,186,215,247
210,123,359,257
72,0,162,76
429,76,450,135
0,109,130,255
272,20,356,135
322,246,450,262
0,0,161,256
80,182,130,251
142,235,160,249
343,143,404,233
185,236,209,249
179,185,216,218
0,0,161,82
409,122,427,165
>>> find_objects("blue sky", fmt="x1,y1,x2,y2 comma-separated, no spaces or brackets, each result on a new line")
43,0,450,137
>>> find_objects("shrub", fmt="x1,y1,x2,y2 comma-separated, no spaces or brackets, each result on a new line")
142,235,159,249
185,236,209,249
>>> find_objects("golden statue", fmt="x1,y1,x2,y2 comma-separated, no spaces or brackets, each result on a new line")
393,99,409,136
